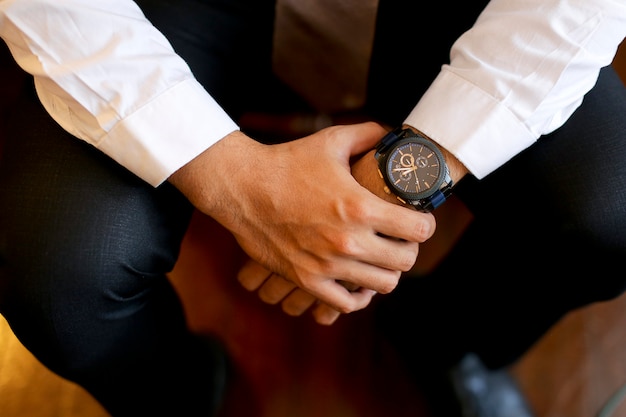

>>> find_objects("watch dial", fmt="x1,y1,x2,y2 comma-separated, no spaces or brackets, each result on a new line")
386,139,442,198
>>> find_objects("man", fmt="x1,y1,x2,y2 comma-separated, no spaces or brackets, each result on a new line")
1,0,625,416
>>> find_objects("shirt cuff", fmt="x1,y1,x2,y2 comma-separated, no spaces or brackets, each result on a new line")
100,78,239,186
404,68,536,180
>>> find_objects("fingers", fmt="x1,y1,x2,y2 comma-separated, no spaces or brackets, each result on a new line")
312,303,342,326
281,289,318,315
258,273,297,304
239,259,373,324
237,258,272,291
350,146,438,244
238,259,300,305
373,205,437,245
238,259,313,310
312,283,377,326
322,121,388,158
279,283,375,323
274,282,376,325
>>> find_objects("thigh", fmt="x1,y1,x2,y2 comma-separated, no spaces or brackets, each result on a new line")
0,88,194,375
432,66,626,367
136,0,278,118
376,66,626,370
366,0,490,125
456,65,626,276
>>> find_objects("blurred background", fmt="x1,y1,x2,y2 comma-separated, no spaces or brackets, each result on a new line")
1,26,625,417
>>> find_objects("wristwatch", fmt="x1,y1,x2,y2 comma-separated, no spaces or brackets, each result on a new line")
374,127,453,212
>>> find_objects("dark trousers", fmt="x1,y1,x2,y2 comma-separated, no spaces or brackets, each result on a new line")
376,64,626,370
367,2,626,371
1,0,625,415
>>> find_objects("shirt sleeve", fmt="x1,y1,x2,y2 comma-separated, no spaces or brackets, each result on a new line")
0,0,239,186
404,0,626,179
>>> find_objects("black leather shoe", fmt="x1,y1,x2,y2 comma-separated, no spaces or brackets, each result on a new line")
450,353,535,417
373,273,536,417
420,353,536,417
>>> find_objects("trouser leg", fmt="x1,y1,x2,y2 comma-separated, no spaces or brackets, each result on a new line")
366,0,490,126
0,91,222,416
137,0,279,119
0,0,277,415
369,0,626,371
375,66,626,370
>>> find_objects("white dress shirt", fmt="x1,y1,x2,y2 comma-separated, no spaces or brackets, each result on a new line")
1,0,625,186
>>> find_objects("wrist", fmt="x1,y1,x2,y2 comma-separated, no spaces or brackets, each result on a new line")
375,126,456,212
402,124,468,184
168,130,261,221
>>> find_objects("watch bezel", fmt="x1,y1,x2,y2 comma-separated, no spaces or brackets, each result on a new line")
379,135,448,201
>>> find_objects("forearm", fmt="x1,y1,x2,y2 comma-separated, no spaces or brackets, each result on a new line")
404,0,626,180
0,0,238,186
168,130,261,228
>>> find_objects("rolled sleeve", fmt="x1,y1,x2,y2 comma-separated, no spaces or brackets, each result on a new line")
1,0,238,186
101,79,238,186
405,0,626,179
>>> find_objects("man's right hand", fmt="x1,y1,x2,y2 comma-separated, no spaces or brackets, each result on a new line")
169,122,437,317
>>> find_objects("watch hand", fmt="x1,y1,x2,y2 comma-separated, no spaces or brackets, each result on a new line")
394,167,417,176
393,166,415,173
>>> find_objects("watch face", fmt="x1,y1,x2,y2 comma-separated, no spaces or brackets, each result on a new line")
383,137,445,199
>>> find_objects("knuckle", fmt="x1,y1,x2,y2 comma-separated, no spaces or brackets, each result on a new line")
282,303,304,316
377,274,400,294
336,303,354,314
413,215,436,241
344,198,371,223
329,297,357,315
331,233,361,258
259,291,279,305
398,250,418,272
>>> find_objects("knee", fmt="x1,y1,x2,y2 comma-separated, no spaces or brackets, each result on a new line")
558,210,626,302
0,210,185,378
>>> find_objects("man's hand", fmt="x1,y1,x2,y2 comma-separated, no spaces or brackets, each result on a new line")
169,122,436,317
236,143,427,325
237,259,348,325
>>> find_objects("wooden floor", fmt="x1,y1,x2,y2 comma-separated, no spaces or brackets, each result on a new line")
1,42,626,417
2,210,626,417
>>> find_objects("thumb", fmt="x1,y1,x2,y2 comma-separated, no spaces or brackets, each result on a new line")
339,122,389,157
